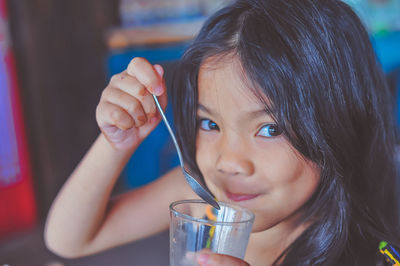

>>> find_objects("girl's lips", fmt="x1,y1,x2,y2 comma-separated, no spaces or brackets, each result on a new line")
226,191,259,202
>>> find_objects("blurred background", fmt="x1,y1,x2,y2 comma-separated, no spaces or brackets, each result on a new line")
0,0,399,265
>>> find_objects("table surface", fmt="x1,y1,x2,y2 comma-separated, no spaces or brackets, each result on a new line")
0,226,169,266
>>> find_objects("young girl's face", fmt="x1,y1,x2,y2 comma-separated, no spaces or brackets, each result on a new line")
195,57,320,232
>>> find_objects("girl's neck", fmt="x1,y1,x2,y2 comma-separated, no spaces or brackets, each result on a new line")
245,214,310,266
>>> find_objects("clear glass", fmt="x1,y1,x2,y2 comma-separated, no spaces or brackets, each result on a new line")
169,199,255,266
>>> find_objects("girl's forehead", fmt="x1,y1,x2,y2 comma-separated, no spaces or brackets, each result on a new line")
198,56,271,109
199,54,242,76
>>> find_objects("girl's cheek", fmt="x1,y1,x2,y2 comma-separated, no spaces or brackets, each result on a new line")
196,134,216,166
196,148,212,175
195,146,208,175
196,143,218,184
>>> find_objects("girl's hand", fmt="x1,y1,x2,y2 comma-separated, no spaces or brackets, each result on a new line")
96,57,167,150
196,249,250,266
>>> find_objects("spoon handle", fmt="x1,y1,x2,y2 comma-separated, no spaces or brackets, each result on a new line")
152,95,184,167
152,95,220,209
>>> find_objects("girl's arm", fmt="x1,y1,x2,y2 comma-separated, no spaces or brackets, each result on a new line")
45,134,190,258
44,58,194,258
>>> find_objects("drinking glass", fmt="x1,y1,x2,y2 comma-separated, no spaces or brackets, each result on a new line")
169,199,255,266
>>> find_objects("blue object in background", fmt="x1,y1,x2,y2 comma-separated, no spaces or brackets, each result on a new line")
107,42,189,75
394,67,400,127
371,31,400,73
0,49,20,187
107,42,188,188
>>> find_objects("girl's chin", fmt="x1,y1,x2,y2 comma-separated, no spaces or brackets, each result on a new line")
250,215,281,233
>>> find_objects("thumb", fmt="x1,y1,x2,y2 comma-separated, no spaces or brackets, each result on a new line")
153,64,167,110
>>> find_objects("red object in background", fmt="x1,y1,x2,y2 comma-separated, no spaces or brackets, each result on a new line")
0,0,37,239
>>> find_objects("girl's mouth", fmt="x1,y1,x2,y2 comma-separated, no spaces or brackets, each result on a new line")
225,191,259,202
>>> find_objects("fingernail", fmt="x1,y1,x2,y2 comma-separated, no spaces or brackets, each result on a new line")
198,253,209,264
154,64,164,77
154,85,163,96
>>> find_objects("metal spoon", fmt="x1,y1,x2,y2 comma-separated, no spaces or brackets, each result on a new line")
152,94,220,209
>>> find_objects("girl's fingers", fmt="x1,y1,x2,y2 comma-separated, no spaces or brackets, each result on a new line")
126,57,165,96
153,64,168,110
196,250,250,266
153,64,164,77
110,71,157,118
96,101,135,130
101,87,147,127
155,89,168,111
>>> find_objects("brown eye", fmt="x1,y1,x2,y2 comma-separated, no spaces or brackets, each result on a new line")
257,124,282,137
199,119,219,131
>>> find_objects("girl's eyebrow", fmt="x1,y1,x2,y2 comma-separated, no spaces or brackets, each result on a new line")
197,103,271,119
197,103,213,115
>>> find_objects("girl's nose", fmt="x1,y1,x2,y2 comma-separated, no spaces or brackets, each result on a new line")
216,140,254,176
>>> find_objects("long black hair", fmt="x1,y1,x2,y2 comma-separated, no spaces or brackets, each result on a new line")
172,0,400,264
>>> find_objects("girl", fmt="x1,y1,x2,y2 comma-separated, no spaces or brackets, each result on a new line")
45,0,400,265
